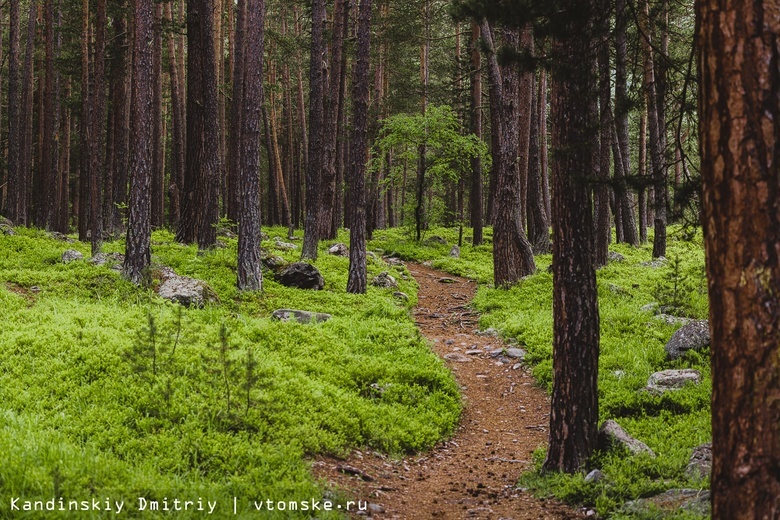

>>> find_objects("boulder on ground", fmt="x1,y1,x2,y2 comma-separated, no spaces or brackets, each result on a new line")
449,245,460,258
425,235,448,245
271,309,332,324
665,319,710,360
646,369,701,394
585,469,605,483
598,420,656,457
62,249,84,263
157,273,219,308
278,262,324,290
50,231,75,243
328,243,349,257
261,253,288,271
89,252,124,271
622,489,710,517
608,251,625,262
372,271,398,289
393,291,409,302
273,237,298,251
385,257,404,266
685,443,712,480
640,256,668,268
0,217,14,235
640,302,660,313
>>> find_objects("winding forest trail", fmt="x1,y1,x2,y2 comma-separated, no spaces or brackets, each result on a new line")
313,263,580,519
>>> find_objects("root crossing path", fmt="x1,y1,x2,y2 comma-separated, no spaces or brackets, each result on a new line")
314,263,580,520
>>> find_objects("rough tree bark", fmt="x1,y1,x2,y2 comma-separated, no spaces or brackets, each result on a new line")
236,0,265,291
527,74,550,254
698,1,780,517
469,23,483,246
123,0,154,284
542,0,601,474
593,34,611,268
6,0,23,224
346,0,373,294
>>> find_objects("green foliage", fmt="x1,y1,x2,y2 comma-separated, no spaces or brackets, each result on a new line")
0,227,461,517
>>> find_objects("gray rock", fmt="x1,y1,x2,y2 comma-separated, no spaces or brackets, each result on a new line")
665,319,710,360
598,420,655,457
646,369,701,394
278,262,325,290
449,245,461,258
328,243,349,257
653,314,693,326
158,274,218,308
608,251,625,262
640,302,660,313
259,231,270,241
622,489,710,517
368,504,385,514
425,235,448,245
0,217,13,228
372,271,398,289
62,249,84,263
393,291,409,301
271,309,332,324
608,284,628,295
477,328,499,337
444,352,472,363
89,252,124,270
50,231,75,243
585,469,605,483
0,218,15,235
385,257,404,266
505,347,527,359
685,443,712,480
273,237,298,251
261,254,288,271
640,256,668,268
465,350,483,356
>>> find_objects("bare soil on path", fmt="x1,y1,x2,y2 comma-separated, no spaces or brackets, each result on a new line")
313,263,581,520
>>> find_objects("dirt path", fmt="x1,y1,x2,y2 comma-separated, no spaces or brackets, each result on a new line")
313,263,580,519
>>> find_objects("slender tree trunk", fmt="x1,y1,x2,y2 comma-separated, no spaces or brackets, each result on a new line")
37,0,58,230
698,1,780,516
19,0,38,227
517,25,534,230
58,78,72,231
593,36,611,268
166,1,184,228
88,0,107,254
638,109,648,243
301,0,326,259
527,74,550,254
347,0,373,294
78,0,88,239
151,2,164,228
237,0,265,291
481,20,536,287
641,0,667,258
6,0,23,223
469,23,484,246
226,0,245,226
539,68,551,224
542,1,601,474
124,0,154,284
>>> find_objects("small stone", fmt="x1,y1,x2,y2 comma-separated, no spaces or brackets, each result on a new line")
449,245,460,258
477,328,499,337
393,291,409,301
665,319,710,360
653,314,693,326
385,257,404,266
368,504,385,514
640,256,668,268
372,271,398,289
646,369,701,394
445,339,455,345
157,273,219,308
328,243,349,257
30,286,41,293
444,353,472,363
62,249,84,263
271,309,332,324
608,251,625,262
609,284,628,295
640,302,660,313
489,348,504,357
422,261,433,267
465,350,483,356
277,262,325,290
504,347,526,359
512,363,522,370
425,235,448,245
89,252,124,269
273,237,298,250
685,443,712,480
598,420,655,457
585,469,605,483
1,224,15,235
50,231,75,243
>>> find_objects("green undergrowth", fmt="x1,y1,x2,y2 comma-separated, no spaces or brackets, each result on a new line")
374,225,711,518
0,226,460,519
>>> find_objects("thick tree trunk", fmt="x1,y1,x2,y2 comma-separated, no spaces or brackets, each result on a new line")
226,0,245,226
469,23,484,246
124,0,154,284
301,0,326,260
698,2,780,516
37,0,58,230
236,0,265,291
542,1,601,474
87,0,107,254
481,20,536,287
347,0,373,294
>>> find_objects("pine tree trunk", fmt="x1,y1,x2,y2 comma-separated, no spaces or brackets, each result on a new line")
347,0,372,294
527,74,550,254
88,0,107,254
542,1,601,474
236,0,264,291
539,69,551,224
698,1,780,515
6,0,23,224
166,1,185,229
58,78,72,232
469,23,484,246
638,109,648,243
481,20,536,288
124,0,154,285
19,0,37,227
78,0,89,240
38,0,58,231
301,0,326,260
151,2,164,228
593,37,611,268
226,0,245,226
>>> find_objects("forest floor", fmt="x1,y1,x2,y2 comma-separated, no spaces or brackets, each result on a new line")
313,263,581,520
